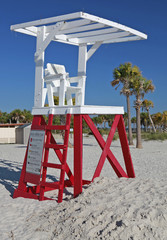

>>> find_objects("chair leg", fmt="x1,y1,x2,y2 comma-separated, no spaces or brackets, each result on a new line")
66,92,73,105
47,84,55,107
59,77,66,106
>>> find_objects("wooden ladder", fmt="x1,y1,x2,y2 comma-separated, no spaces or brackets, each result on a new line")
39,114,71,202
13,114,73,203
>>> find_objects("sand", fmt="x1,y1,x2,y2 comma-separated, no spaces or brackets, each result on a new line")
0,137,167,240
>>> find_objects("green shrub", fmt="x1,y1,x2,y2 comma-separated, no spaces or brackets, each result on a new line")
142,132,167,141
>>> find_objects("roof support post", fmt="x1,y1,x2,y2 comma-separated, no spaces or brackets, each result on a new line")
34,26,46,108
77,44,87,105
35,21,65,61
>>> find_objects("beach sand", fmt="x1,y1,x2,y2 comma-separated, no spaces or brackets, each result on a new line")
0,137,167,240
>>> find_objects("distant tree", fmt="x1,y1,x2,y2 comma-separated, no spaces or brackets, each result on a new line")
111,63,140,145
131,76,155,148
140,112,149,132
10,109,24,123
0,111,10,123
107,115,115,128
142,99,156,132
152,112,162,132
162,111,167,132
131,116,136,132
92,116,99,127
123,112,128,128
22,109,33,123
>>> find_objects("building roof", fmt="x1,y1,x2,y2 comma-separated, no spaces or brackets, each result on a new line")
0,123,26,127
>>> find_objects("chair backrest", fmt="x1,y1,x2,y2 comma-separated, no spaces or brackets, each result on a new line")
45,63,66,77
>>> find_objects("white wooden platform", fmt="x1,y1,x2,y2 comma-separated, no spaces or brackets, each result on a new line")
32,105,124,115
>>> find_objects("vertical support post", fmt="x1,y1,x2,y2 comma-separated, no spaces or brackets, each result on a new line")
117,115,135,178
34,26,45,108
77,44,87,105
59,75,66,106
74,114,83,197
39,114,53,201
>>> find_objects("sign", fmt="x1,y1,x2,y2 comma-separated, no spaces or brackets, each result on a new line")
26,130,45,175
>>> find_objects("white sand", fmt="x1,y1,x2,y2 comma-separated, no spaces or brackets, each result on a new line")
0,137,167,240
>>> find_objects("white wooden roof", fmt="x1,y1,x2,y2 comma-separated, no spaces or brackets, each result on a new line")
10,12,147,46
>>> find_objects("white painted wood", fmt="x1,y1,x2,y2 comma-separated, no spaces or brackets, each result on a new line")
44,64,85,106
11,12,147,48
59,75,66,106
46,19,91,34
59,23,105,35
78,44,87,76
42,88,47,107
78,31,132,44
11,12,147,112
77,44,87,105
34,26,45,108
35,22,65,61
14,28,37,37
104,35,143,44
87,42,102,61
10,12,82,30
66,27,118,39
32,105,124,115
81,12,147,39
68,76,83,83
54,34,79,45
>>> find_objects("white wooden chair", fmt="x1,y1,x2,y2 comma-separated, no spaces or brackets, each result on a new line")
44,63,86,106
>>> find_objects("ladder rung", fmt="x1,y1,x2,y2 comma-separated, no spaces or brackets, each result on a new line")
43,162,66,170
45,125,69,130
45,143,67,149
41,182,63,190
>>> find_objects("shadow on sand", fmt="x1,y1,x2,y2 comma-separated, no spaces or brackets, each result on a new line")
0,159,22,196
0,159,73,198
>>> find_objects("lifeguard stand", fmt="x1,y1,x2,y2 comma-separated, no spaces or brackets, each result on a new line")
11,12,147,202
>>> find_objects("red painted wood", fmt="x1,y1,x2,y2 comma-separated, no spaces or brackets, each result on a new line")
40,115,74,184
92,115,120,180
49,129,74,184
14,113,135,203
74,114,83,197
13,189,39,200
117,115,135,178
16,146,28,192
58,114,71,203
83,115,128,178
39,114,53,201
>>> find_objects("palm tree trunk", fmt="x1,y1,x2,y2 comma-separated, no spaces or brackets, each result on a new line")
126,95,133,145
147,110,156,133
136,96,142,148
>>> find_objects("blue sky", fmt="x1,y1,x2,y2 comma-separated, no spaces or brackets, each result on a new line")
0,0,167,116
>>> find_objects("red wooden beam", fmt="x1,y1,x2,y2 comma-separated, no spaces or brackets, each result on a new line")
83,115,128,178
74,114,83,197
117,115,135,178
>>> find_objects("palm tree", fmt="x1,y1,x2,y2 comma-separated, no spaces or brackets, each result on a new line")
152,112,162,132
123,112,128,128
131,76,155,148
162,111,167,132
10,109,24,123
111,63,140,145
22,109,33,123
131,116,136,133
142,99,156,132
140,112,149,132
